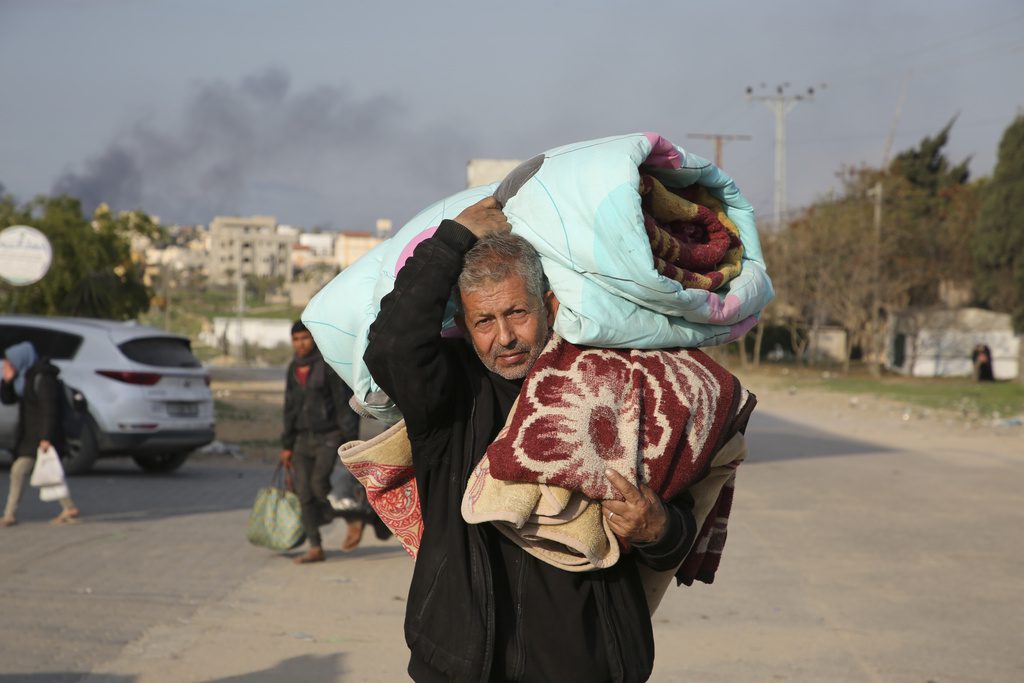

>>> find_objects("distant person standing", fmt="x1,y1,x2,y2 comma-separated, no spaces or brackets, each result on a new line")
1,342,80,527
281,321,362,563
972,343,995,381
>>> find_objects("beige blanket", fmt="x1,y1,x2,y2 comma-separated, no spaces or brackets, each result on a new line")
340,420,747,613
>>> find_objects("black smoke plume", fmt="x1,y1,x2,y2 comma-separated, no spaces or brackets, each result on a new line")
55,67,475,229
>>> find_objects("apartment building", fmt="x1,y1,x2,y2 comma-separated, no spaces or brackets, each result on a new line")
208,215,293,285
334,231,383,269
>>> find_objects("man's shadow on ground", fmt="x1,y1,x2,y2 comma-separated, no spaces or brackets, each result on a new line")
0,653,347,683
745,412,898,463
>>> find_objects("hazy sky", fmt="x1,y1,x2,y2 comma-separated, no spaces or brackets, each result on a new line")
2,0,1022,231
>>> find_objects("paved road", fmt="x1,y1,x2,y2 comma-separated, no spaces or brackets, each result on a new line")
0,457,276,681
2,398,1021,682
0,408,387,683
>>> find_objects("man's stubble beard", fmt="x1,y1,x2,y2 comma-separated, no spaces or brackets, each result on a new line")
475,327,553,380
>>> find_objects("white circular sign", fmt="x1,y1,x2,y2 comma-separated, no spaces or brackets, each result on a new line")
0,225,53,286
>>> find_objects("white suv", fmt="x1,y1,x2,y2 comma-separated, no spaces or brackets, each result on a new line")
0,316,215,474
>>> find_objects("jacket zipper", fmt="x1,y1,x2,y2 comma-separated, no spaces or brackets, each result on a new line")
414,555,448,622
463,377,496,682
596,580,627,682
510,549,528,681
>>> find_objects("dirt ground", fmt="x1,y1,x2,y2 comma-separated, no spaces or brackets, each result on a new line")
208,379,286,463
80,368,1024,682
739,370,1023,459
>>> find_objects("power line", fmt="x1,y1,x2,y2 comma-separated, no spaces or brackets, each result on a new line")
814,12,1024,87
685,133,751,169
864,12,1024,66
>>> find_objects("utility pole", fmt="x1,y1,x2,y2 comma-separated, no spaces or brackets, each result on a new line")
746,83,825,229
163,266,171,331
686,133,751,169
235,251,246,360
688,132,753,366
867,182,883,377
866,74,909,377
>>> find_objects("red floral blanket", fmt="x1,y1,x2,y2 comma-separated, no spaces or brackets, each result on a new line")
487,335,743,501
341,337,752,585
484,335,752,584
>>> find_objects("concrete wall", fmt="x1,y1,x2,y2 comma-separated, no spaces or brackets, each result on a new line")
200,317,293,351
806,327,848,363
902,329,1019,379
889,307,1020,379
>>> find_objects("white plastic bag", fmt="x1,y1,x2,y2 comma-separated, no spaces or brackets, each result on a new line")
30,445,65,488
40,483,70,502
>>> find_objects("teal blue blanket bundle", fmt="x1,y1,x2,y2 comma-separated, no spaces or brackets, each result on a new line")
303,133,774,422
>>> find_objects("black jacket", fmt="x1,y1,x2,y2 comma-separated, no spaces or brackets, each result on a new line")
281,352,359,450
364,221,697,683
1,359,61,459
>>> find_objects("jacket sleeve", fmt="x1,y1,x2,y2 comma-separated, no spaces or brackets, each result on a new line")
281,364,298,450
34,371,60,444
632,491,698,572
0,379,17,406
328,368,360,444
363,220,477,441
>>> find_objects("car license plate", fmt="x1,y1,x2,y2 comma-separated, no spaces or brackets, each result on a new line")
167,402,199,417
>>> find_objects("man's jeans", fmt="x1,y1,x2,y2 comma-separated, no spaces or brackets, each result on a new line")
291,431,339,547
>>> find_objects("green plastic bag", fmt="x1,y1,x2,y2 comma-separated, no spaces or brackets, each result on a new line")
246,465,305,551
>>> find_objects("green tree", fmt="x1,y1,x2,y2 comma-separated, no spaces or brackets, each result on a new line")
0,194,163,319
973,114,1024,369
766,118,980,371
891,116,971,194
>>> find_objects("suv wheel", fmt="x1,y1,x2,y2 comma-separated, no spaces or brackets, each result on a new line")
62,422,99,475
132,451,191,473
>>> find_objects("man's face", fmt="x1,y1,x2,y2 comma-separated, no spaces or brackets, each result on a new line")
291,331,315,358
459,275,558,380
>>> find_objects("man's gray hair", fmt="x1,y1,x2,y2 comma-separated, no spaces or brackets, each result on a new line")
457,232,547,304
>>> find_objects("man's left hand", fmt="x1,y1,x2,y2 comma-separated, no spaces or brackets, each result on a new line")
600,468,668,545
453,196,511,239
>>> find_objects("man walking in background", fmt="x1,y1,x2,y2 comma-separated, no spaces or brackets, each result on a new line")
281,321,361,563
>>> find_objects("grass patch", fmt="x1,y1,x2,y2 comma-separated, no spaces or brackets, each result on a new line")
193,344,221,362
823,377,1022,417
214,399,253,420
242,305,305,320
742,364,1024,418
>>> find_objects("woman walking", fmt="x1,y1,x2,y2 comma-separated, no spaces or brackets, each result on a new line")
1,341,80,526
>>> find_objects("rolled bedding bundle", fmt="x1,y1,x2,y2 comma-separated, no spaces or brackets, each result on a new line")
303,132,774,422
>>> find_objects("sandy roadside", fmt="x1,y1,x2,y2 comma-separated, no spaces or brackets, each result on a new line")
747,380,1023,458
84,385,1022,683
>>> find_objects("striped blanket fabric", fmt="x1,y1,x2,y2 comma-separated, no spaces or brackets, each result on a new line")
641,175,744,291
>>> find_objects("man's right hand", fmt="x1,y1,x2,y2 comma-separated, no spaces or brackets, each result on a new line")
453,196,511,239
280,449,293,465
